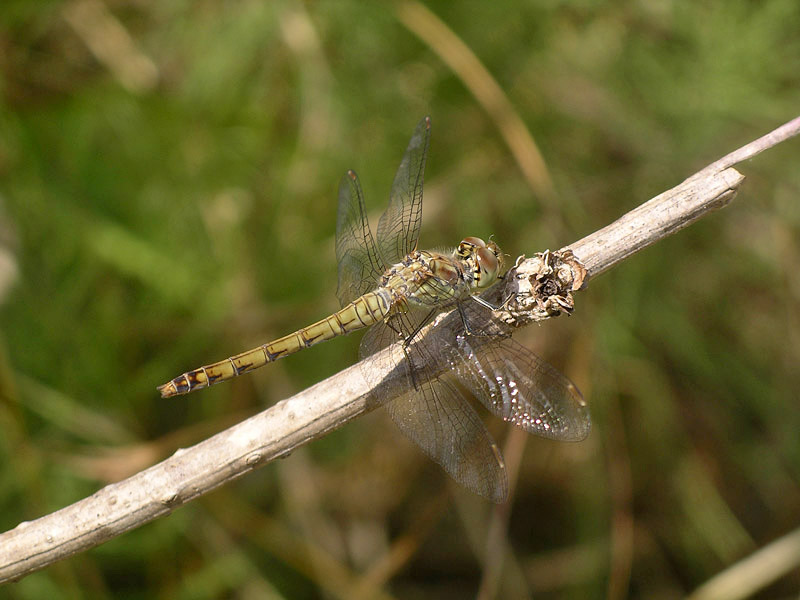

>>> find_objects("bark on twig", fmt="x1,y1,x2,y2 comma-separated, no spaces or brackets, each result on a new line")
0,116,798,584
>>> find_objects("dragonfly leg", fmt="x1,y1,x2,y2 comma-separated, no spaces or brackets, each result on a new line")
385,310,436,392
402,343,421,391
457,302,476,336
469,289,514,312
384,314,405,340
459,298,512,339
385,309,436,345
402,309,436,345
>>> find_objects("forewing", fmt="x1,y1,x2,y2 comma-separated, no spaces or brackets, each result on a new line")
447,334,591,442
336,170,385,307
376,116,431,265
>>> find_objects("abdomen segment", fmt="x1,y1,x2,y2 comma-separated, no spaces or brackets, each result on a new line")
158,291,390,397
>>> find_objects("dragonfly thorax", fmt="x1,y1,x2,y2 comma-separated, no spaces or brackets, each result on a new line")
455,237,503,290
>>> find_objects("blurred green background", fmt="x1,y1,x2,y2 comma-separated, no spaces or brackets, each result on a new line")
1,1,799,598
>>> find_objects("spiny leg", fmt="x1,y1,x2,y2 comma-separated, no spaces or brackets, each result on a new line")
458,298,512,340
385,310,436,392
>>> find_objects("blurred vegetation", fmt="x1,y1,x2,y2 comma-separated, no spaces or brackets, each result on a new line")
1,0,799,598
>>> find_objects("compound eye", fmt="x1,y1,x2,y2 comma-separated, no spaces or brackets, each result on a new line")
462,236,485,247
475,246,499,288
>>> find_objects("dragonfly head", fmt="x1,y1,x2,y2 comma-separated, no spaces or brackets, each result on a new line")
456,236,504,290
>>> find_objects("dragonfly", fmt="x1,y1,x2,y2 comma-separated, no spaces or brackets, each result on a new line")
158,116,590,502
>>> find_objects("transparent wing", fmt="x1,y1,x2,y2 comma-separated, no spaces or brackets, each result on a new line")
443,303,591,441
375,116,431,265
359,296,588,500
335,170,386,307
386,376,508,503
359,309,427,398
360,313,508,503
